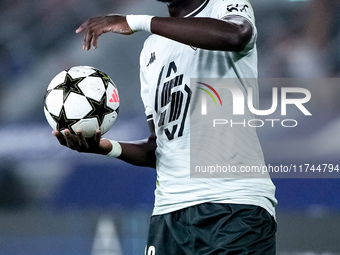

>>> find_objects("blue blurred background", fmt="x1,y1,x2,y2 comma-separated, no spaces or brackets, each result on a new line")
0,0,340,254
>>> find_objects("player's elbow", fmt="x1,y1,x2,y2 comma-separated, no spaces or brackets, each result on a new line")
229,29,252,52
219,18,253,52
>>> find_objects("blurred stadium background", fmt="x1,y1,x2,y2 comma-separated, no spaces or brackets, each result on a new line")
0,0,340,254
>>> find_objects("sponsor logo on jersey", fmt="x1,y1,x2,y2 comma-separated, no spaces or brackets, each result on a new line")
147,52,156,67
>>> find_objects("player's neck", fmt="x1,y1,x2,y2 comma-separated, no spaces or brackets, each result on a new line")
166,0,207,17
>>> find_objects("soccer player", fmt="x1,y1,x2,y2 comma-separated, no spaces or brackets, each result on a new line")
53,0,277,254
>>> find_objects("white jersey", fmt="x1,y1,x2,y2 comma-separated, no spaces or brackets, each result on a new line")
140,0,277,216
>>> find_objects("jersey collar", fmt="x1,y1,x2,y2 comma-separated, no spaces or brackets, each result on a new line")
186,0,210,17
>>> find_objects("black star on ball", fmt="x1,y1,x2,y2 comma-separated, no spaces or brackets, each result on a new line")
51,107,78,133
85,96,115,127
54,73,85,101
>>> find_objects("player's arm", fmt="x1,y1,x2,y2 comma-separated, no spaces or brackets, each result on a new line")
150,16,252,52
76,15,252,52
53,120,157,168
118,120,157,168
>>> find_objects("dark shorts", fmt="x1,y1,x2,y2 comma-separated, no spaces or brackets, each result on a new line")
145,203,276,255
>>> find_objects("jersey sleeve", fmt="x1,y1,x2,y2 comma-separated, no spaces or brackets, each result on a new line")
216,0,257,55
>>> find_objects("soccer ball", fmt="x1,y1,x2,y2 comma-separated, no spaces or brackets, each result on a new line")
44,66,119,138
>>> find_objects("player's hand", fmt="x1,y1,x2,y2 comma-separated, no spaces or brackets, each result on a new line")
76,15,133,50
52,129,103,153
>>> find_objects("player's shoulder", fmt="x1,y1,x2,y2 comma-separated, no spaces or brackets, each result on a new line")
211,0,255,24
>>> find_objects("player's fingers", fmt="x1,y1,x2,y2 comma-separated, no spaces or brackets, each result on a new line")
84,30,94,51
52,130,67,146
76,131,89,151
92,30,103,50
76,18,92,34
93,129,102,144
76,25,85,34
92,32,99,49
64,129,76,149
87,22,105,49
